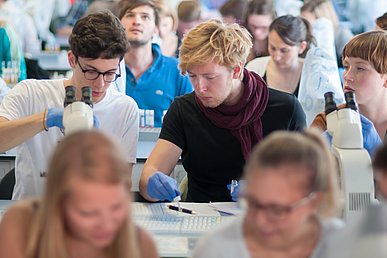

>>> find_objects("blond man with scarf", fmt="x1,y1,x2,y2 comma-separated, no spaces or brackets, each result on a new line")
140,19,306,203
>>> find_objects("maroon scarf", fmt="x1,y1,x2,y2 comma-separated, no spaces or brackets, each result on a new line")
195,68,269,160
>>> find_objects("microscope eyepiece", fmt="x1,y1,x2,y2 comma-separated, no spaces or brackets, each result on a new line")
81,86,93,107
64,86,76,107
324,91,337,115
344,92,358,111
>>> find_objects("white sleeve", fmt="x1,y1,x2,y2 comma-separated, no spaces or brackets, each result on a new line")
121,98,139,164
0,81,32,120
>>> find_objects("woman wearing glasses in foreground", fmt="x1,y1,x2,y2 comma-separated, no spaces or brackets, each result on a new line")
193,129,343,258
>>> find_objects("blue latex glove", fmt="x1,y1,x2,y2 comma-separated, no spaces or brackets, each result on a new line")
46,108,64,129
47,108,99,130
93,115,100,128
147,171,181,201
360,114,382,156
322,130,332,145
227,180,246,202
322,115,382,157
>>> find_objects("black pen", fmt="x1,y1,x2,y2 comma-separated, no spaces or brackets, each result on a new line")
167,204,197,215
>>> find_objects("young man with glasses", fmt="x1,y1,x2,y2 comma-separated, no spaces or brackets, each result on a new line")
193,129,343,258
0,11,139,200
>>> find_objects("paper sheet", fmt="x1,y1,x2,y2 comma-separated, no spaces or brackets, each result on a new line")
132,202,221,216
209,202,245,215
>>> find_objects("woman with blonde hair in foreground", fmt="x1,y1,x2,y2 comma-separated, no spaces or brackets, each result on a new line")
0,130,158,258
193,129,343,258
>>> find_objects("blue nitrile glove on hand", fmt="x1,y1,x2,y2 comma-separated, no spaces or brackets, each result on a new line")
46,108,100,130
147,171,181,201
46,108,64,129
322,130,332,145
360,114,382,156
93,115,100,128
322,114,382,157
227,180,246,202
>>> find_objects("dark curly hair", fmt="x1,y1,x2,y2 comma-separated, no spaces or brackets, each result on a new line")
69,11,129,60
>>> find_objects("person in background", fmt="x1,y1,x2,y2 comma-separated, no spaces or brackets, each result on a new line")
219,0,248,25
300,0,353,66
155,0,180,57
176,0,202,39
85,0,120,17
140,19,306,203
0,11,139,200
374,140,387,198
244,0,276,63
50,0,90,37
0,21,27,82
0,130,158,258
311,31,387,155
193,129,343,258
0,0,40,54
119,0,192,128
246,15,316,97
12,0,70,43
375,12,387,31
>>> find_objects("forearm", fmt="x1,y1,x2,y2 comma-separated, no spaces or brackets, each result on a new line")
139,139,182,201
0,112,46,152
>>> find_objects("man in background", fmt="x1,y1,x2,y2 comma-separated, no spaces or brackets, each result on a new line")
119,0,192,127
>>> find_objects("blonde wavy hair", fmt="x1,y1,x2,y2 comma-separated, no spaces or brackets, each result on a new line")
179,19,253,74
244,128,341,218
25,130,140,258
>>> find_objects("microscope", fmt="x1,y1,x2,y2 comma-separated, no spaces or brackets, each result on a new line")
325,91,375,222
62,86,94,135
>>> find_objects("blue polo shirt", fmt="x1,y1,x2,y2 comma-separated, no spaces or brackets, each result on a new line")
125,44,192,127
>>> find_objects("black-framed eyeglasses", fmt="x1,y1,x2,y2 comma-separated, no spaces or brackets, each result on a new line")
243,192,317,221
77,59,121,82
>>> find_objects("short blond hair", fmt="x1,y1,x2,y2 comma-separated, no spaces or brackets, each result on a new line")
179,19,253,74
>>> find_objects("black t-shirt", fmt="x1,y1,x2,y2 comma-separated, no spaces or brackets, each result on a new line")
160,89,306,202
